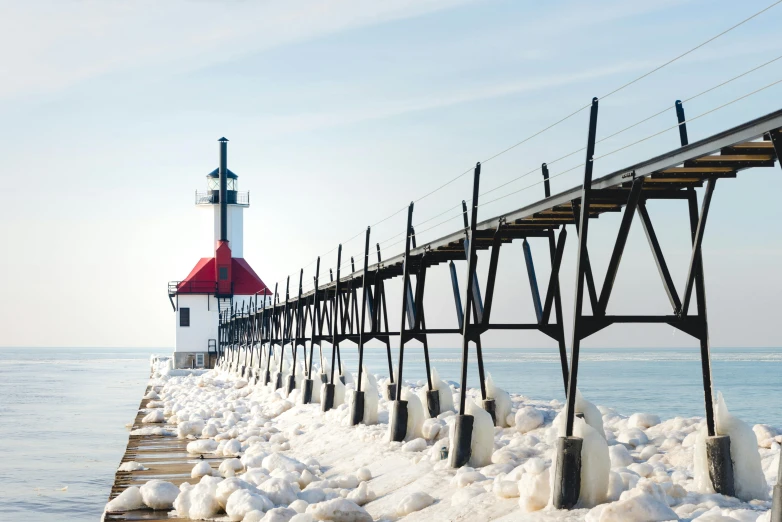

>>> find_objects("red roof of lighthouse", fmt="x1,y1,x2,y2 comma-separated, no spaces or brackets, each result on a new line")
177,257,271,295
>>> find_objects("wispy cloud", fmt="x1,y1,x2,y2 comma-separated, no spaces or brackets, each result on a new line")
0,0,477,101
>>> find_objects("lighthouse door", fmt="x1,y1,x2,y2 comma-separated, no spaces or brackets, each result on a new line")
217,264,231,294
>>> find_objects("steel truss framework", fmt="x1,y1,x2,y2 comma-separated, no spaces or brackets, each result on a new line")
215,103,782,510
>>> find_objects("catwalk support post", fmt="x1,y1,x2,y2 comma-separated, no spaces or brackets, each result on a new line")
322,245,342,412
553,97,599,509
350,227,371,426
450,162,481,468
389,203,415,442
676,100,734,496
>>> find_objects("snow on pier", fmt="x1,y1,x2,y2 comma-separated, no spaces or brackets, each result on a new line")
104,363,781,521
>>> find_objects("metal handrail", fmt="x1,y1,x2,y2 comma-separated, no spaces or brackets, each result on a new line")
168,280,235,296
195,190,250,206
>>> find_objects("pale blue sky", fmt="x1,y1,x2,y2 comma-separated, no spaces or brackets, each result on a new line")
0,0,780,348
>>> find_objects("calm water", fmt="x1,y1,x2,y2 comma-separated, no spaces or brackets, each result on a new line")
1,346,780,521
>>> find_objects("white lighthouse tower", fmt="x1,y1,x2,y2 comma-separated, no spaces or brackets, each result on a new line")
168,138,271,368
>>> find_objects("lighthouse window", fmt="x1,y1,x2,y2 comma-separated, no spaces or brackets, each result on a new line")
180,307,190,327
219,266,229,280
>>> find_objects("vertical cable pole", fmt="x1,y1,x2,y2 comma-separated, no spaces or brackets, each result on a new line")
389,203,415,442
554,97,599,510
351,227,371,425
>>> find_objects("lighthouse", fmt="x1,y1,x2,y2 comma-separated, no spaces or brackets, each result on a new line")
168,138,271,369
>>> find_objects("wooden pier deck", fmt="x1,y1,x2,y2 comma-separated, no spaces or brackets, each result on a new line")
103,386,221,522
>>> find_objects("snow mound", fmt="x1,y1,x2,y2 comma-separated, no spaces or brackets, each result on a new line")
142,409,165,423
106,486,145,512
187,439,218,454
226,488,274,521
396,491,435,515
589,491,677,521
418,367,455,417
118,461,147,472
215,477,256,509
306,498,372,521
191,460,213,478
514,406,544,434
465,398,494,467
139,479,179,510
518,460,550,512
262,506,298,522
694,392,768,501
397,387,424,440
486,373,511,427
258,477,299,505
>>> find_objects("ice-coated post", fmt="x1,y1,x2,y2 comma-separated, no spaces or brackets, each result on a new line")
389,203,415,442
350,391,365,425
322,383,335,411
553,436,582,509
482,398,497,426
426,390,440,419
771,454,782,521
274,371,283,390
302,379,313,404
449,413,474,468
706,435,735,497
285,374,295,395
451,163,481,468
389,399,408,442
386,382,397,401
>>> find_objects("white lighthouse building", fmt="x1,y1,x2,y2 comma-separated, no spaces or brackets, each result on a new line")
168,138,271,369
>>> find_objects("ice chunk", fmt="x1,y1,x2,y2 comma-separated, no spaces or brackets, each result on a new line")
139,480,179,510
105,486,145,512
592,492,677,521
465,399,493,467
290,499,309,513
355,467,371,482
173,476,222,519
394,387,424,440
225,489,273,521
305,498,372,521
290,514,314,522
346,482,376,506
576,390,605,438
628,413,660,429
396,491,435,515
215,477,256,509
263,453,307,473
421,418,445,440
486,373,512,427
402,438,427,452
187,439,218,454
514,406,544,434
694,392,769,501
262,507,298,522
219,458,245,477
191,460,213,478
178,418,205,438
258,477,299,505
417,367,455,418
608,444,633,468
518,463,550,512
360,366,379,424
118,461,147,472
223,438,242,457
142,409,165,423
